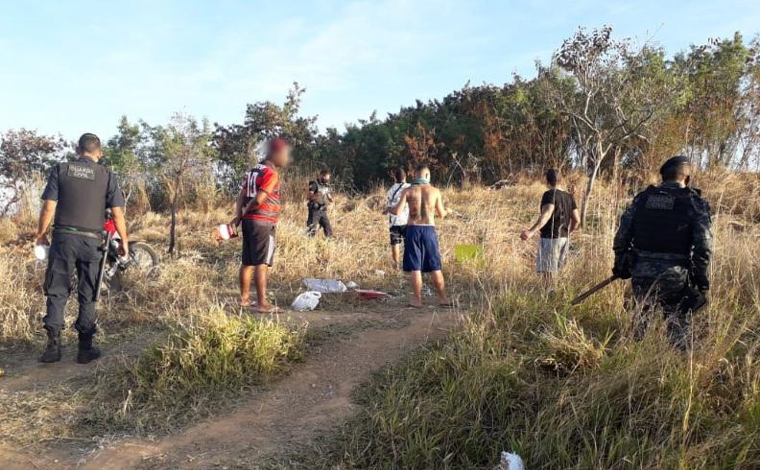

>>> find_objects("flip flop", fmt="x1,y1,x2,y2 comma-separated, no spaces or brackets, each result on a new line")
405,303,424,309
437,301,456,309
254,305,281,314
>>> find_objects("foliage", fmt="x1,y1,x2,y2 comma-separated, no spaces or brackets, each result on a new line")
144,113,216,254
0,128,67,215
213,82,319,191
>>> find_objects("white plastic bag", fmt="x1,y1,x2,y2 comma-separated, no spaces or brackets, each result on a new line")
497,452,524,470
302,278,348,293
291,291,322,311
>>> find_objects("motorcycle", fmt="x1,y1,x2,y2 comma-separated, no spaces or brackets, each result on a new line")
101,211,160,292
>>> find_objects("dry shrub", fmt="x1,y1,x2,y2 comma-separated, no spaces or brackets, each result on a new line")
0,252,44,342
537,313,611,374
0,218,18,245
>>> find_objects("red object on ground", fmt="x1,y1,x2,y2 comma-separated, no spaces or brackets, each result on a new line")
355,289,391,300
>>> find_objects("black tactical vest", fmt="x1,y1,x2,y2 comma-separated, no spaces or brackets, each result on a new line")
308,180,329,210
632,185,696,256
54,158,110,232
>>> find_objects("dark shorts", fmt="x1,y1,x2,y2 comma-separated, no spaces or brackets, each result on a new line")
242,220,276,267
389,225,407,246
403,225,442,273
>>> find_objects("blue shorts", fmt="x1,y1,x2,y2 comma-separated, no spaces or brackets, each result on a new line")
403,225,442,273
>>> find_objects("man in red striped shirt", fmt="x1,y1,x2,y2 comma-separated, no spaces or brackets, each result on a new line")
231,138,291,312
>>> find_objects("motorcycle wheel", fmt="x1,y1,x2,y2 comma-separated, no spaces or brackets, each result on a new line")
106,242,160,293
127,242,161,277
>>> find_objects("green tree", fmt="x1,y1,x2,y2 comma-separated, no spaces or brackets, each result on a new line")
213,82,318,191
550,26,676,224
0,128,66,215
103,116,149,208
145,114,215,256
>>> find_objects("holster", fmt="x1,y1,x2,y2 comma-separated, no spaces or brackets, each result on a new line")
682,270,708,314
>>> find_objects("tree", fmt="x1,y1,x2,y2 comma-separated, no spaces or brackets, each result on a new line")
0,129,66,215
550,26,676,224
146,114,215,256
103,116,149,208
213,82,319,191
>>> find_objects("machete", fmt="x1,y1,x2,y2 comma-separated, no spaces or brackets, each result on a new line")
571,275,619,306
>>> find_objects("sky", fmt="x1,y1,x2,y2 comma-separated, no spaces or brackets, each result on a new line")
2,0,760,141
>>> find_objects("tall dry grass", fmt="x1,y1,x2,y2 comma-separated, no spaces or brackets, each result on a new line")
265,175,760,469
1,172,760,468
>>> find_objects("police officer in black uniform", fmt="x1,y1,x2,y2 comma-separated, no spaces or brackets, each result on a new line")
306,168,333,237
612,156,712,348
34,133,128,364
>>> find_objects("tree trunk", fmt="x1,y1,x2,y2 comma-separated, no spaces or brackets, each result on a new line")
168,189,180,258
168,200,177,258
580,159,602,227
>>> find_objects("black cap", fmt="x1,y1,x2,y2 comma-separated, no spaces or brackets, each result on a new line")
660,155,690,175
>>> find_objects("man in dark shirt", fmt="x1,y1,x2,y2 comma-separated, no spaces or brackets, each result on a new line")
520,169,580,289
34,133,128,364
306,169,333,237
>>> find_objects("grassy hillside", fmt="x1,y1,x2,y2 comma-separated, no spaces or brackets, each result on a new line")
1,170,759,469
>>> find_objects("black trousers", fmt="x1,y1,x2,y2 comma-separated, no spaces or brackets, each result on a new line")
43,233,103,336
307,208,333,237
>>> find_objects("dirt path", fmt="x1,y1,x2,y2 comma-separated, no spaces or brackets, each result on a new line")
1,308,458,470
0,332,159,394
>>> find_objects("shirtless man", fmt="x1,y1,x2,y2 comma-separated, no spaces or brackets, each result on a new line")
392,164,452,308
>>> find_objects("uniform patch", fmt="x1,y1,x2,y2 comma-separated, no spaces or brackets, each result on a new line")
67,164,95,181
645,194,675,210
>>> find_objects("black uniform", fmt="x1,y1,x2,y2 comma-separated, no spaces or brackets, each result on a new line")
613,181,712,347
41,157,124,337
307,179,333,237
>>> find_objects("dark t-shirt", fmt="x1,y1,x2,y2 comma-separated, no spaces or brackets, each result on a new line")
540,189,577,239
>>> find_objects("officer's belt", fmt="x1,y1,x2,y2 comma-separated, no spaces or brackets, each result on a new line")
635,250,690,262
54,226,104,241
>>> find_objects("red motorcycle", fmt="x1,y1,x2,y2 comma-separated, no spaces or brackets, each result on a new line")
101,212,160,291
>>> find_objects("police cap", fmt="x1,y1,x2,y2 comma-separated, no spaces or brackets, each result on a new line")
659,155,691,175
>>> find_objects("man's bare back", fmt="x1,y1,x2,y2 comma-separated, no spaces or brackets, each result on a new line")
400,184,447,226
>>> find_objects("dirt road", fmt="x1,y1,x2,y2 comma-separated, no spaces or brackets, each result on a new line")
0,308,458,470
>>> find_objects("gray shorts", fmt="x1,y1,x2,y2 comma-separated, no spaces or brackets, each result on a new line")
536,237,569,273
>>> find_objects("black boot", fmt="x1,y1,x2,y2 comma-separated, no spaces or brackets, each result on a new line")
76,333,101,364
38,329,62,363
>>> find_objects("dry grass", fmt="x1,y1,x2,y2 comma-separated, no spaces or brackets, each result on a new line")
1,173,760,468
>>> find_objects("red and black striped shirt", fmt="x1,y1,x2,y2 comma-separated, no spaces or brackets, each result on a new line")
242,164,281,225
